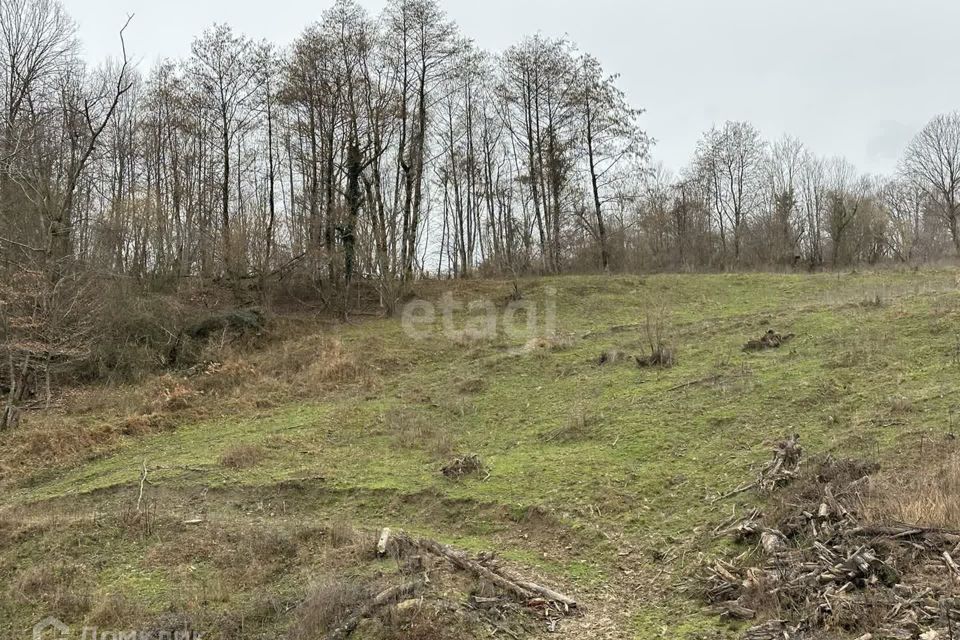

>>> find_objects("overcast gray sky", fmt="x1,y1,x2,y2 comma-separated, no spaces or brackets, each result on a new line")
68,0,960,175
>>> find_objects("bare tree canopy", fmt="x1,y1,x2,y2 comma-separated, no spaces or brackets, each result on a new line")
0,0,959,308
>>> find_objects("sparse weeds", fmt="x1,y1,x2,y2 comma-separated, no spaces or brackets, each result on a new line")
328,520,359,549
862,447,960,529
385,408,457,460
542,403,601,443
294,579,370,639
888,395,914,414
86,592,145,628
10,562,93,619
219,443,267,469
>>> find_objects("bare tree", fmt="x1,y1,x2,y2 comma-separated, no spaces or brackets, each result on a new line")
190,24,264,281
577,53,648,271
881,176,928,262
902,112,960,255
825,157,870,266
695,121,767,266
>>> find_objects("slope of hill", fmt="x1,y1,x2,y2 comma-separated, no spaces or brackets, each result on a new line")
2,270,959,639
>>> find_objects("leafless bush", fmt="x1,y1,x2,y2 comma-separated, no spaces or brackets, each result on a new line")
637,304,674,368
0,270,101,427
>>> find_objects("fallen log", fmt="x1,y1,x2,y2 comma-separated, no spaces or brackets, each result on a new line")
401,534,578,611
415,538,534,602
513,580,577,610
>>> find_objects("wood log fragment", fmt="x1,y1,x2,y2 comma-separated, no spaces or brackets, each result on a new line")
944,551,960,576
376,527,391,556
414,537,535,602
715,600,756,620
513,580,577,610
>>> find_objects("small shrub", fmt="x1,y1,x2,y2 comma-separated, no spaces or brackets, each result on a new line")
638,305,674,368
151,376,197,412
456,377,486,394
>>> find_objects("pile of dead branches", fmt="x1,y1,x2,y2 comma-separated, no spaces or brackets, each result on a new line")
716,435,803,501
744,329,795,352
442,453,488,479
706,446,960,639
322,530,578,639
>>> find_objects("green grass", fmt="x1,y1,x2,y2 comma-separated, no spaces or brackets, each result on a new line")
3,269,960,638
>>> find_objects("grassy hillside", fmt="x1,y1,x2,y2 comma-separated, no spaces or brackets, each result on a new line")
2,270,959,639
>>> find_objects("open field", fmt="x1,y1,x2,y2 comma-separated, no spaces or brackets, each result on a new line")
3,270,960,639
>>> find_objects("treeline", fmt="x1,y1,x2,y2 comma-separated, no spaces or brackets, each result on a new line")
633,118,960,272
0,0,650,307
1,0,960,301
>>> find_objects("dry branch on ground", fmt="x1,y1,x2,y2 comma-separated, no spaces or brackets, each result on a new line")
319,531,579,639
706,443,960,639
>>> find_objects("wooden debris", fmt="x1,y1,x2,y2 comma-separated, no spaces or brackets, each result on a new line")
417,537,576,611
376,527,391,556
317,530,577,639
715,435,802,502
715,599,756,620
744,329,795,352
325,580,422,640
704,453,960,639
441,453,487,479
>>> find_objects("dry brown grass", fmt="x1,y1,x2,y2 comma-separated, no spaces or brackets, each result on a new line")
383,408,457,459
888,395,915,414
218,443,267,469
0,319,379,490
522,333,575,353
327,520,359,549
10,562,93,619
862,450,960,529
86,592,145,628
294,579,370,639
541,403,601,444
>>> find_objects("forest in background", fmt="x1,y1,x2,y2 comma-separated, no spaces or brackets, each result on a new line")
2,0,960,421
